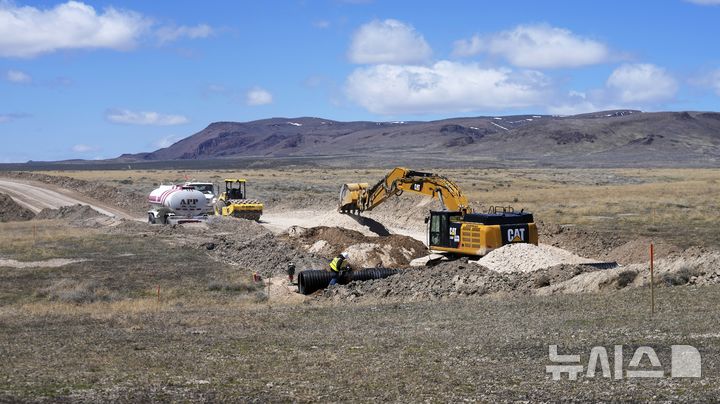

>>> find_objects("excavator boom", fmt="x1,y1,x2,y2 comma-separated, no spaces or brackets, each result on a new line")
338,166,537,256
339,167,471,214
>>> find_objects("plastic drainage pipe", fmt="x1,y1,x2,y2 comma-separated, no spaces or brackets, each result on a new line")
297,268,398,295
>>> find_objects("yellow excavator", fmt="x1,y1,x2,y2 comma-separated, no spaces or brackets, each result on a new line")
339,167,538,256
214,179,263,221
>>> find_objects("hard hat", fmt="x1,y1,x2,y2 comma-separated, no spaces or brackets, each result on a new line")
341,252,349,259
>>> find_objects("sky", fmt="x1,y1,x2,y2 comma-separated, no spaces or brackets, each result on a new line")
1,0,720,162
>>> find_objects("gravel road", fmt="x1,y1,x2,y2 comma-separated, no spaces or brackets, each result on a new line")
0,178,135,219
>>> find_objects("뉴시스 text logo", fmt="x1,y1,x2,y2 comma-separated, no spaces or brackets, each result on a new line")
546,344,702,380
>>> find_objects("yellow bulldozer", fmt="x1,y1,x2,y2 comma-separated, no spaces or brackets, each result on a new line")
339,167,538,256
214,178,263,221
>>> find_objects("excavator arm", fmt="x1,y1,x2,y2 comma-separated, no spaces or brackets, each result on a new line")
339,167,471,215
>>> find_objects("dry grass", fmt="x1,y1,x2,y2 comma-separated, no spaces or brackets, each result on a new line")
0,220,101,261
2,285,720,402
30,167,720,247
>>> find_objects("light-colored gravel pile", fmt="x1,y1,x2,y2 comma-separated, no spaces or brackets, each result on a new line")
477,243,595,273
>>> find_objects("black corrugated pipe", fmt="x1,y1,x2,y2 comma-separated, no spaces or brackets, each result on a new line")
297,268,399,295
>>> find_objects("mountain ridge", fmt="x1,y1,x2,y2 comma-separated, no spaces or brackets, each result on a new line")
116,110,720,166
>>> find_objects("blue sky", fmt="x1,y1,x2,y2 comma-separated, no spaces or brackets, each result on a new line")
1,0,720,162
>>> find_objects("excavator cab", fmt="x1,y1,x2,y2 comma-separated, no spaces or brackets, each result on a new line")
224,179,246,200
428,211,463,249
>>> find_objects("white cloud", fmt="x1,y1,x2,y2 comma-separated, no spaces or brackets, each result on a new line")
548,63,677,114
453,24,610,68
547,90,622,115
153,135,183,148
693,69,720,96
156,24,213,44
348,19,432,64
345,61,549,114
246,87,273,106
106,109,189,126
0,113,28,123
685,0,720,5
313,20,330,29
452,35,483,58
6,69,31,83
71,144,99,153
0,1,151,58
606,63,677,103
710,70,720,95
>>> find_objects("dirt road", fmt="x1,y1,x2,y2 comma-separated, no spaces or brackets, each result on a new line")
0,178,135,219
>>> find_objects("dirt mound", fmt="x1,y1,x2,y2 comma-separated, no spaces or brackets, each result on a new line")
361,196,441,234
35,204,103,220
105,217,326,277
477,243,595,273
538,221,626,260
34,204,119,227
324,245,720,302
322,259,600,302
280,225,428,268
604,237,681,264
536,246,720,295
0,193,35,222
204,217,327,277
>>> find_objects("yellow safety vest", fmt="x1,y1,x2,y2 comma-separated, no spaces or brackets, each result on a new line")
329,256,345,272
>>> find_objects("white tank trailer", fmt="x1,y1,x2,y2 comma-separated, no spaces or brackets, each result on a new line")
147,185,209,224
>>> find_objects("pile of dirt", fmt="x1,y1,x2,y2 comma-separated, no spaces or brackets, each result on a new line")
538,221,626,260
34,204,116,227
280,225,428,268
539,221,683,265
103,217,326,277
35,204,103,220
324,245,720,302
204,218,327,277
361,196,441,234
0,193,35,222
536,246,720,295
322,259,599,302
629,246,720,287
604,237,681,264
477,243,596,273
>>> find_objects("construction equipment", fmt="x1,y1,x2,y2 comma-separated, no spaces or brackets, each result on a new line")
183,181,216,214
339,167,538,256
147,185,208,225
214,178,263,221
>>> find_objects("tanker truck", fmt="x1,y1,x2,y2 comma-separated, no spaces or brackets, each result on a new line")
147,184,209,225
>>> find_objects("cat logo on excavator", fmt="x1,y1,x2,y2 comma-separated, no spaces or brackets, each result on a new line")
508,228,526,242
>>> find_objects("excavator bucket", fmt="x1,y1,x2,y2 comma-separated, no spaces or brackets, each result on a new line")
338,183,368,214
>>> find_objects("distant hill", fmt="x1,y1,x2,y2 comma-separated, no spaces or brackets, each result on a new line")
116,110,720,167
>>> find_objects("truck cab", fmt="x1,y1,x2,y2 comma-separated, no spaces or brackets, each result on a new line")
184,182,216,213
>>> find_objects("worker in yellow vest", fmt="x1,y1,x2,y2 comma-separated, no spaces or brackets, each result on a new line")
328,251,351,286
